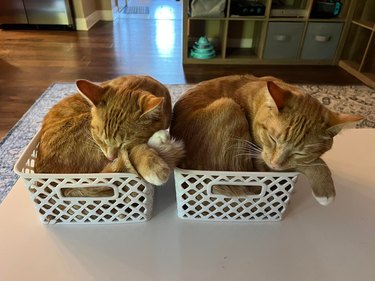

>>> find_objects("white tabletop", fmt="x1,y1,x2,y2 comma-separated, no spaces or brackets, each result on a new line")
0,129,374,281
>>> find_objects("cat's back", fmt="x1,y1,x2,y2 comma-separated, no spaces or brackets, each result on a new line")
173,74,281,110
40,93,92,138
35,93,101,173
42,94,90,124
176,75,251,107
171,75,262,171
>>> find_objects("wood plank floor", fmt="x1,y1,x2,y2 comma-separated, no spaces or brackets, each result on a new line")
0,2,362,139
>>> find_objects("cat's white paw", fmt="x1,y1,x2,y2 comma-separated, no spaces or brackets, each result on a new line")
143,173,168,186
142,162,170,186
313,193,335,206
148,130,170,147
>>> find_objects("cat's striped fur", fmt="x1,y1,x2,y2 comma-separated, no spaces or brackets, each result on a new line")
170,75,363,205
35,75,184,196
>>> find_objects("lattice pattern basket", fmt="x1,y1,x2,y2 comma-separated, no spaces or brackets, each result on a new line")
174,168,299,222
14,131,154,224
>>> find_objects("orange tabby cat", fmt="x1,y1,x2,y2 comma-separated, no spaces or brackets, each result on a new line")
170,75,363,205
35,75,184,196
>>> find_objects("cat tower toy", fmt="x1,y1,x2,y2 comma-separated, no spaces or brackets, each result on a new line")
190,36,216,59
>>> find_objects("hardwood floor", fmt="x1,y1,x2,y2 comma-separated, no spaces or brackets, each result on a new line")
0,1,362,139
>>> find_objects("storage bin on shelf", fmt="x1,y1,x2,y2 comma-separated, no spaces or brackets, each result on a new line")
14,131,154,224
174,168,299,222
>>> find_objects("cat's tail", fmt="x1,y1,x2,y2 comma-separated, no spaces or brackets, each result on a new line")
148,130,185,169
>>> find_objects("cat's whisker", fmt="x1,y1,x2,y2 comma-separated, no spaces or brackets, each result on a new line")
248,143,262,152
234,152,261,157
233,153,263,159
230,145,262,157
240,139,262,151
82,129,101,148
228,144,260,153
228,141,263,155
82,131,96,144
227,144,249,152
81,137,97,146
230,137,262,151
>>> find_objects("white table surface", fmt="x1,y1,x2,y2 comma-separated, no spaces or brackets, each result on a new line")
0,129,374,281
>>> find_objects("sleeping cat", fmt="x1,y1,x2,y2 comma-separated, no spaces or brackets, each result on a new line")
35,75,184,196
170,75,363,205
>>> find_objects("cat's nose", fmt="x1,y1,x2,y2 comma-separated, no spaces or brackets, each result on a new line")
270,159,281,170
106,154,116,161
270,164,279,170
106,148,118,161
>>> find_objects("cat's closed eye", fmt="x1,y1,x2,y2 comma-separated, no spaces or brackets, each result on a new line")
267,134,279,146
293,151,307,157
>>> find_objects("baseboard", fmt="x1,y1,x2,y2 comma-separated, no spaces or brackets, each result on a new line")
75,10,114,31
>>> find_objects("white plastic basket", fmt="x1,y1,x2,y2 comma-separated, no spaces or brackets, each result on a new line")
174,168,299,222
14,131,154,224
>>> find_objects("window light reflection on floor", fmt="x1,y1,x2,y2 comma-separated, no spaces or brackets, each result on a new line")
155,6,175,57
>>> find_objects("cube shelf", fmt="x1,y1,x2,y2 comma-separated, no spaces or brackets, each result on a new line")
183,0,353,66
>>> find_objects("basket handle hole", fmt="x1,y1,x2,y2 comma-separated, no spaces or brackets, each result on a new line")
60,186,115,198
211,184,263,197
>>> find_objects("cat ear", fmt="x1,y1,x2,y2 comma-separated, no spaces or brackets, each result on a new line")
267,81,291,111
76,79,104,106
140,96,164,118
327,113,364,136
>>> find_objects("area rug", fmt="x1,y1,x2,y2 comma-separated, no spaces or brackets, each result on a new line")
0,83,374,203
122,6,149,14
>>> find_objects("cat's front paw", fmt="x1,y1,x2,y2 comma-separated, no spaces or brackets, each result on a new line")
312,185,335,206
312,193,335,206
141,158,170,186
296,158,335,206
148,130,169,148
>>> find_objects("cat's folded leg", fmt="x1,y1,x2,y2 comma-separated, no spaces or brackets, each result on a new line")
147,130,185,168
296,158,335,206
101,149,138,174
130,144,170,186
62,153,136,198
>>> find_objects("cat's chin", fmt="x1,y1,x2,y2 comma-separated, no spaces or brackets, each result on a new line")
263,163,293,172
254,160,292,172
269,167,288,171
